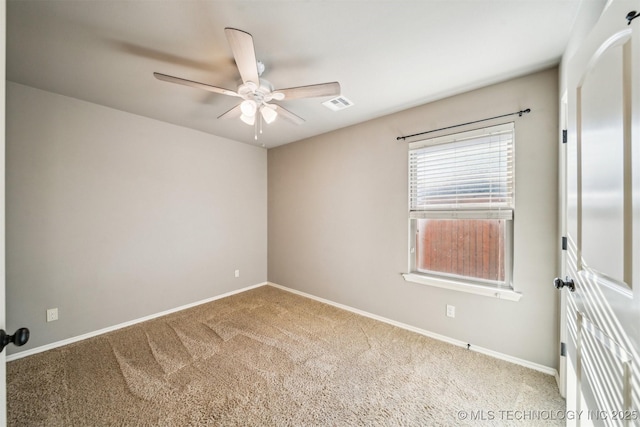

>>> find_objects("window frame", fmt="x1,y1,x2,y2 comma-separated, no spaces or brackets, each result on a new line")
402,122,522,301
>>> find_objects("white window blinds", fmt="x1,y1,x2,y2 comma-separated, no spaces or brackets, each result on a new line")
409,122,514,219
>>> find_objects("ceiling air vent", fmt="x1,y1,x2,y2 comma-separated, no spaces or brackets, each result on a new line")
322,96,354,111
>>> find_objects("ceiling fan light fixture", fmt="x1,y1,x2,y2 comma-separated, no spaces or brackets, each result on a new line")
240,113,255,126
240,99,257,116
261,105,278,124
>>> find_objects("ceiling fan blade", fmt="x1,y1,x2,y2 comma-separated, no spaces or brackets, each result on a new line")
154,72,239,97
224,28,260,86
272,105,305,125
272,82,341,100
217,104,243,120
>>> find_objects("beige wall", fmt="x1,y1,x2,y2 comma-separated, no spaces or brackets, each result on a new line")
6,82,267,354
7,68,560,367
268,68,560,368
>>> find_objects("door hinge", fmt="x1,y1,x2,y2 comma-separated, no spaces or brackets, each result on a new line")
562,129,567,143
560,341,566,357
562,236,567,250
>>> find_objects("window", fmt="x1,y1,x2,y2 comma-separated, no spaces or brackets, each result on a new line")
404,123,519,299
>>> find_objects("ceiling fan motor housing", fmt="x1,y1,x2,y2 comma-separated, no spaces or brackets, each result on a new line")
238,78,276,104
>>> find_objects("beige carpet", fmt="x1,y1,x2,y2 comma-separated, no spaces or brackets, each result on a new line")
8,285,565,426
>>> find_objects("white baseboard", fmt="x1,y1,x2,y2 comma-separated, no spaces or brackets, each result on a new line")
6,282,268,362
268,282,559,377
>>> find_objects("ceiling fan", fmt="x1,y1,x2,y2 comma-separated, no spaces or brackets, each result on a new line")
154,27,341,134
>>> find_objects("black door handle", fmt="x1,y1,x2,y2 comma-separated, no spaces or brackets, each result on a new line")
554,277,575,292
0,328,30,353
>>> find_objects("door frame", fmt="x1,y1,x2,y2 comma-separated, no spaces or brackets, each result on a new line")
1,0,8,424
558,91,568,399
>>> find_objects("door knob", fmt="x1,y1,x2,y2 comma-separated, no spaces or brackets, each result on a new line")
0,328,30,353
554,277,575,292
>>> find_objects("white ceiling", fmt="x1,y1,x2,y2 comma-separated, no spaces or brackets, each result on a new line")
7,0,582,148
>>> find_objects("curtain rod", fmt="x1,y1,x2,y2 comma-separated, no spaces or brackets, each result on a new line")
396,108,531,141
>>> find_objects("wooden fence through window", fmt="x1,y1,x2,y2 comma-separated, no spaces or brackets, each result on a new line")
416,219,505,282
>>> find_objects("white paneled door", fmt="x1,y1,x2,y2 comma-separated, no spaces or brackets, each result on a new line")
564,1,640,426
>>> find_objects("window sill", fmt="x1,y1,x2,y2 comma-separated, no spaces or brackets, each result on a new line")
402,273,523,302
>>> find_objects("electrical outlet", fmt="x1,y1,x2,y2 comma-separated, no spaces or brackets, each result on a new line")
446,305,455,318
234,269,240,278
47,308,59,322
